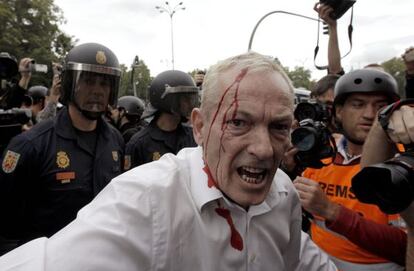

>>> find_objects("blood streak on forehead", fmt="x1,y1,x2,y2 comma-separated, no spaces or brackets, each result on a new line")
203,67,249,184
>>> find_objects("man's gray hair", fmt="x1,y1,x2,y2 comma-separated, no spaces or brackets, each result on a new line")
200,51,294,116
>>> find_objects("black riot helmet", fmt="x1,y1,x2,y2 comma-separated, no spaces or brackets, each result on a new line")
333,69,400,107
117,95,145,119
148,70,199,119
61,43,121,120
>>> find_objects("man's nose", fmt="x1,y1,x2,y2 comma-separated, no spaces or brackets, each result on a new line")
246,128,274,160
362,104,378,119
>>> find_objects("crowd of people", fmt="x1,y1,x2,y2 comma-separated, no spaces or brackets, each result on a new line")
0,2,414,270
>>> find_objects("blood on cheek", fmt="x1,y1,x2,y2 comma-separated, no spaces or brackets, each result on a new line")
204,68,249,182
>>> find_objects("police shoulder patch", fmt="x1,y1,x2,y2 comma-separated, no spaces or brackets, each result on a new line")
2,150,21,173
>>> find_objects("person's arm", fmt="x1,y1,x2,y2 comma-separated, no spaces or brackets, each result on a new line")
294,177,406,265
17,58,32,90
36,74,61,123
327,205,406,266
360,116,398,168
314,3,342,75
401,202,414,271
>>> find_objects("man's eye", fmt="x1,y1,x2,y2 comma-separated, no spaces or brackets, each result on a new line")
227,119,246,127
271,123,289,131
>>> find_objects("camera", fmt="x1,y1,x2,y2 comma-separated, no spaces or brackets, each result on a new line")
319,0,356,20
352,149,414,214
291,101,336,168
352,99,414,214
19,59,48,74
0,108,32,153
0,52,18,80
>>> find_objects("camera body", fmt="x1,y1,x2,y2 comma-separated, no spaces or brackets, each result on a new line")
28,60,48,73
0,108,32,153
352,149,414,214
319,0,356,20
291,101,335,168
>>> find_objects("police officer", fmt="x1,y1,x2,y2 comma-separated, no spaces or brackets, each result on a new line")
0,43,124,255
125,70,198,170
109,95,147,143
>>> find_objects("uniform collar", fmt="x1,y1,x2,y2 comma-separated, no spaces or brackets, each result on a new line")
55,107,111,141
185,146,289,215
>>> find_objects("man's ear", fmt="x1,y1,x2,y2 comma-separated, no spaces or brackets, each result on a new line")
335,104,343,122
191,108,204,146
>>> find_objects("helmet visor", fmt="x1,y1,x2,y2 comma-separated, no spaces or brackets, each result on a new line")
70,70,120,113
170,92,200,119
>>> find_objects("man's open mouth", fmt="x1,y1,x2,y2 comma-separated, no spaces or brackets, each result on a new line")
237,166,267,184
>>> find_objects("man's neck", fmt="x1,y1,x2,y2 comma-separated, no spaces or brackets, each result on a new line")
68,104,97,132
156,112,181,132
346,140,363,157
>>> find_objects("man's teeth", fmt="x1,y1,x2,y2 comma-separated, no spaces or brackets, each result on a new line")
243,166,265,173
240,166,266,184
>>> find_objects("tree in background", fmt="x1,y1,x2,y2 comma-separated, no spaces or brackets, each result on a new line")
285,66,313,90
0,0,76,86
381,57,406,98
118,59,152,103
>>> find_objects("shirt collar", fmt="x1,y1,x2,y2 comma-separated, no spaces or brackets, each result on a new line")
336,136,361,165
185,146,290,215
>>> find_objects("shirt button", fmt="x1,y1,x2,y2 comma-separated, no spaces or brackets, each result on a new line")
250,253,256,263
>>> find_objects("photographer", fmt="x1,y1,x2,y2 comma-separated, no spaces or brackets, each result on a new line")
403,47,414,98
360,103,414,270
293,69,406,270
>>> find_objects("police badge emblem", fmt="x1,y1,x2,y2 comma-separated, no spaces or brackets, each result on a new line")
56,151,70,169
2,150,20,173
96,51,107,64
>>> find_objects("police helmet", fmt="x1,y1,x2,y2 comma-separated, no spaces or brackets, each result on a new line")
118,96,145,118
61,43,121,119
334,69,400,106
149,70,199,118
28,85,48,104
0,52,18,80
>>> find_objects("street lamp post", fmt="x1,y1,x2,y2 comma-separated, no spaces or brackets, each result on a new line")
131,55,140,97
155,2,185,70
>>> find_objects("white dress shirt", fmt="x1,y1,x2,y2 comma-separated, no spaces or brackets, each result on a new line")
0,146,303,270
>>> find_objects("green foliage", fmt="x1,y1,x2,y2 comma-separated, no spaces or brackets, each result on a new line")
0,0,76,86
381,57,406,98
284,66,312,89
118,59,152,103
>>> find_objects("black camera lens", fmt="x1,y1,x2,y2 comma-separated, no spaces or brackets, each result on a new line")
352,158,414,214
294,103,317,121
292,127,317,152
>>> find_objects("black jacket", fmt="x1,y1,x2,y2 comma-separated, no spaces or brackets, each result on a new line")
0,108,124,253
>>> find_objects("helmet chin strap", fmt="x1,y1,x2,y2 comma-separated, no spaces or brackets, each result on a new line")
73,99,103,120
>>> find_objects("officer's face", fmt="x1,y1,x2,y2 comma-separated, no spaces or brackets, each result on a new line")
192,68,294,209
74,72,111,113
336,93,388,144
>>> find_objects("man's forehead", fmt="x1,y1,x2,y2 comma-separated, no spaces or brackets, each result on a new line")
346,92,388,102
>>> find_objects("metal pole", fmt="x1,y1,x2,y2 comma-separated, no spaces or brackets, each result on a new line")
170,14,175,70
248,11,319,51
155,2,185,70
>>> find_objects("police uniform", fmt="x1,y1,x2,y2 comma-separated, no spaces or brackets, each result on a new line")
118,120,147,144
0,107,124,252
124,118,196,169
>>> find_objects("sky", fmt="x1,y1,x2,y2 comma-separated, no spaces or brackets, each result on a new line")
54,0,414,80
